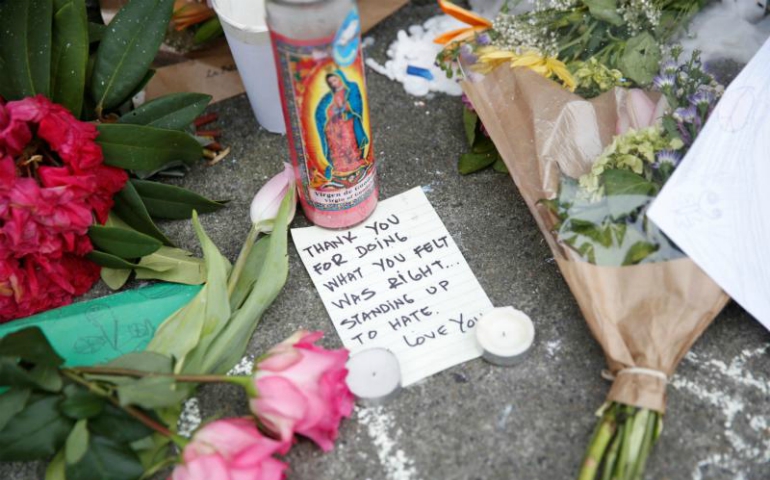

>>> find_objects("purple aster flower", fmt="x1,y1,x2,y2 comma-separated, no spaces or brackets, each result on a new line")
477,32,491,45
673,105,697,123
654,150,682,168
660,59,678,75
459,43,478,65
689,89,715,108
653,74,676,90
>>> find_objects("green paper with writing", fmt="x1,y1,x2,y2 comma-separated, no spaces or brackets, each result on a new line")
0,284,200,367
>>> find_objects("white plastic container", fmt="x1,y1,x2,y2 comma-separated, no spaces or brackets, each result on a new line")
212,0,286,133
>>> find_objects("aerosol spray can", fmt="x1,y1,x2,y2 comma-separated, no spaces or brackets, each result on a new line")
267,0,378,229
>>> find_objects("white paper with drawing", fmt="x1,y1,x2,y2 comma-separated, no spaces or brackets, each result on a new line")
292,187,493,385
648,39,770,330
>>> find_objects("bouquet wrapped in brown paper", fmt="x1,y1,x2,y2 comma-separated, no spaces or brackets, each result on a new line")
461,49,730,478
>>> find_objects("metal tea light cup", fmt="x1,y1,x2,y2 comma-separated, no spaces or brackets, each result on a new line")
475,307,535,366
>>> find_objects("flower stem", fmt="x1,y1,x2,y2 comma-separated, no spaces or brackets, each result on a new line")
69,366,234,385
227,224,260,298
578,404,617,480
600,423,623,480
62,370,188,448
629,411,659,480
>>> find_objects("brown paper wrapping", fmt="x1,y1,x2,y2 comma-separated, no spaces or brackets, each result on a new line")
462,66,729,413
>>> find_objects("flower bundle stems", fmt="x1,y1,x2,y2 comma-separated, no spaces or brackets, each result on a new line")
579,402,662,480
61,369,189,448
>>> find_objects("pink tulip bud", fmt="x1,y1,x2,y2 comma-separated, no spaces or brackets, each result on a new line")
616,89,657,135
250,163,296,232
171,418,288,480
248,331,354,453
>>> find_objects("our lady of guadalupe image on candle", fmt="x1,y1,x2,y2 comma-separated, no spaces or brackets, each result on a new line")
315,69,369,180
301,67,374,190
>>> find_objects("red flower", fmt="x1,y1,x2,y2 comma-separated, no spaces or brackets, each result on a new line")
0,101,33,157
0,95,127,322
0,255,99,321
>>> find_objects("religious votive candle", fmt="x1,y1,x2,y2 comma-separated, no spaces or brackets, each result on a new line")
346,348,401,406
475,307,535,366
267,0,378,229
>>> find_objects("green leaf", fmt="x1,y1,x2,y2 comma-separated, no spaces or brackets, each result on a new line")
229,236,270,311
60,386,105,420
602,169,656,219
51,0,89,115
0,359,62,392
462,107,478,146
618,33,662,86
0,0,53,99
0,388,32,431
471,136,496,154
132,179,226,219
87,250,142,269
105,351,173,374
126,68,156,104
458,152,496,175
148,213,231,373
65,419,89,465
492,157,508,173
45,449,66,480
623,241,658,265
603,169,658,196
91,0,174,111
101,267,132,291
195,191,292,375
66,435,144,480
584,0,623,26
0,328,64,391
88,403,152,444
135,247,206,285
0,396,74,461
111,181,174,246
193,16,223,44
116,376,188,409
97,124,203,172
88,225,162,258
87,22,106,43
133,433,171,471
118,93,212,130
0,327,64,367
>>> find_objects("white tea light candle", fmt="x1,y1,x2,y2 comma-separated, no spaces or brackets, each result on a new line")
476,307,535,366
346,348,402,406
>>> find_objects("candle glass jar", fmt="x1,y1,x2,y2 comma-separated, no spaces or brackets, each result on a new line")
267,0,379,229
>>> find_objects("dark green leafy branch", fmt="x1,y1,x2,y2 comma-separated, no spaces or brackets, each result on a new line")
0,0,228,291
0,327,243,480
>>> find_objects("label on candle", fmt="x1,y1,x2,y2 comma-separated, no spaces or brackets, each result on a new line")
292,187,494,386
271,21,377,216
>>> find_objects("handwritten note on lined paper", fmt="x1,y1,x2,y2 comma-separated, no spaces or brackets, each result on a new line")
291,187,493,386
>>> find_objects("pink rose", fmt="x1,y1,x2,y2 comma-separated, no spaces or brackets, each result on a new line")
250,331,354,453
249,162,296,233
171,418,287,480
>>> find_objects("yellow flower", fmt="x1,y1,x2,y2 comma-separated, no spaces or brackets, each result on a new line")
475,47,576,92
